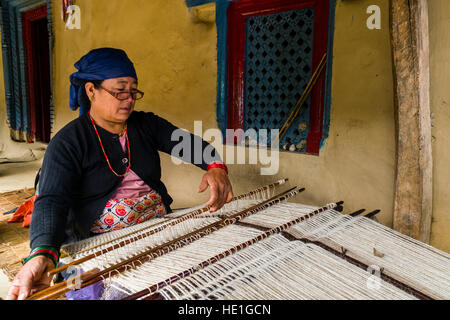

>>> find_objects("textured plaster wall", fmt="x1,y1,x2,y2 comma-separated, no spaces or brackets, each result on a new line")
429,0,450,252
0,0,448,251
48,0,219,207
229,0,397,229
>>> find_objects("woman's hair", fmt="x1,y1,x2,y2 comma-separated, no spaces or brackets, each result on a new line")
72,78,103,109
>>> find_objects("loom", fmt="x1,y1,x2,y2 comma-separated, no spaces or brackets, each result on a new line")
26,179,450,300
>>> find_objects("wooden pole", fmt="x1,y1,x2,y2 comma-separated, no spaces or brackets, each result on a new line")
390,0,432,243
122,201,342,301
27,187,304,300
48,179,289,277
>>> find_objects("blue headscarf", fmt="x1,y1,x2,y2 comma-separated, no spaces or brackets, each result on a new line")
69,48,138,116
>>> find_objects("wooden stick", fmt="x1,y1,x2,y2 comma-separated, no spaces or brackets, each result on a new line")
276,53,327,144
350,209,366,217
32,187,302,300
63,181,287,258
27,186,303,300
48,179,288,277
364,209,381,219
25,268,100,301
63,180,288,258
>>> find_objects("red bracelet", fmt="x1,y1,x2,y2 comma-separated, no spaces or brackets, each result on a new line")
207,162,228,174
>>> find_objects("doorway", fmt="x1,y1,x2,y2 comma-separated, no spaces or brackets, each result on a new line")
23,5,51,143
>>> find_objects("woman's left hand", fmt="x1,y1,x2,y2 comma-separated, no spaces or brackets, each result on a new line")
197,168,233,212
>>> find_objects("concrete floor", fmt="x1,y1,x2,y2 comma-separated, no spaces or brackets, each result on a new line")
0,159,43,193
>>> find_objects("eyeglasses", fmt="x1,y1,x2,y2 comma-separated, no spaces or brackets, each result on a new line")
100,86,145,101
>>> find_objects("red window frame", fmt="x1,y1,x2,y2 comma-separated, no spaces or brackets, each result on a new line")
23,5,50,142
226,0,329,154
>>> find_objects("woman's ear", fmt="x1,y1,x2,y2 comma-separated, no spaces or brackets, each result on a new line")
85,82,95,101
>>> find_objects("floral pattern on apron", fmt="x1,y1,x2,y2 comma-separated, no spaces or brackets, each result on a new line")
90,190,167,234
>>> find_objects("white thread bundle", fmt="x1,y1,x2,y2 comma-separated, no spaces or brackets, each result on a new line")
60,217,168,257
239,201,321,227
61,189,277,258
98,202,415,300
60,189,291,272
169,190,274,220
61,205,205,256
60,198,450,300
102,224,266,299
61,216,222,272
156,236,415,300
243,203,450,299
291,214,450,299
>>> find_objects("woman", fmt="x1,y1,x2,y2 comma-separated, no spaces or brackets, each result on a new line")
6,48,233,300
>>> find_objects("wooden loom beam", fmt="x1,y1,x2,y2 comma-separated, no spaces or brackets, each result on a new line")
123,201,344,300
60,179,289,260
48,179,289,277
133,212,439,301
27,186,305,300
390,0,433,243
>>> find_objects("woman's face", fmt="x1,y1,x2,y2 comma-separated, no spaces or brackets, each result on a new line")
87,77,138,124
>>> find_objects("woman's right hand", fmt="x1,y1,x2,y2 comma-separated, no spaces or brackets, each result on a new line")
6,255,54,300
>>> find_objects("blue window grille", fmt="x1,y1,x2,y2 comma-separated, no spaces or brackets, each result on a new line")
216,0,336,154
243,8,315,152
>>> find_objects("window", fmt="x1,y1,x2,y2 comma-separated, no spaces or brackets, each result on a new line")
217,0,335,155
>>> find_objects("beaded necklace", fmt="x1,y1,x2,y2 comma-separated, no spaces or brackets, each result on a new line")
89,112,131,177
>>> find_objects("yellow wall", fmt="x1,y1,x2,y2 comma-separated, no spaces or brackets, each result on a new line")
228,0,450,254
50,0,397,220
0,0,448,252
429,0,450,252
227,0,397,231
49,0,220,207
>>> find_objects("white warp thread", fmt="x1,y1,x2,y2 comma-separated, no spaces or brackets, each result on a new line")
157,236,415,300
61,199,450,300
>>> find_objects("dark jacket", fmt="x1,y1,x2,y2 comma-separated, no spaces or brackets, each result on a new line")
30,111,220,251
